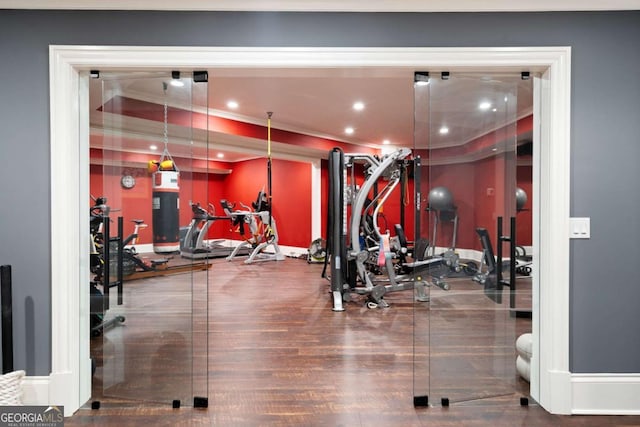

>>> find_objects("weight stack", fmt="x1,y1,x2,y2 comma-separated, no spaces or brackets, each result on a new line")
152,170,180,253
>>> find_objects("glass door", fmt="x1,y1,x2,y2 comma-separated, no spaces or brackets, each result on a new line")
413,71,530,406
89,71,209,407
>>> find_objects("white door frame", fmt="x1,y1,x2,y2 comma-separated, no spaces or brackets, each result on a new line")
48,46,572,416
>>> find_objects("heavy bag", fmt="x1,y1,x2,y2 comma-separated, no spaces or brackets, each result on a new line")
152,170,180,253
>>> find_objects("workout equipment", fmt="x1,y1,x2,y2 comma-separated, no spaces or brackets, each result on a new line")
425,186,459,261
222,113,284,264
147,160,159,173
121,260,211,281
325,147,448,311
473,219,531,318
307,238,326,263
223,191,285,264
515,187,532,275
89,197,125,337
181,202,250,259
516,187,527,212
152,81,180,253
515,246,532,275
428,186,454,211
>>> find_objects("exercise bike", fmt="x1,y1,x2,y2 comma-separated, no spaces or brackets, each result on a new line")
223,191,285,264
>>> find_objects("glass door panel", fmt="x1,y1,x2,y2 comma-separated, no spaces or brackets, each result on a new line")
413,72,526,406
90,71,209,407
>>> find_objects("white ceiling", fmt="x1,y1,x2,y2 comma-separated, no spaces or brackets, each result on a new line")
90,68,533,164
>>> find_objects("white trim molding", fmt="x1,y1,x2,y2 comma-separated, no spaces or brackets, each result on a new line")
534,46,573,415
311,160,322,241
572,374,640,415
21,377,50,406
3,0,640,12
49,45,573,415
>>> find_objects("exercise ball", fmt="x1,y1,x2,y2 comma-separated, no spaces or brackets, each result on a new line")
516,187,528,211
428,186,454,211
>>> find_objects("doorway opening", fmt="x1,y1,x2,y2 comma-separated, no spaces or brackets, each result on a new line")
48,46,571,415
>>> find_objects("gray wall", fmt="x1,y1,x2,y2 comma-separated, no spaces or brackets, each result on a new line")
0,10,638,375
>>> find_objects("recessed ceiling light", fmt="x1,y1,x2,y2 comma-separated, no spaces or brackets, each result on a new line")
227,100,239,109
353,101,365,111
217,153,224,159
149,145,158,150
382,139,391,145
439,126,449,135
492,108,497,112
345,127,354,135
170,80,184,87
479,101,492,110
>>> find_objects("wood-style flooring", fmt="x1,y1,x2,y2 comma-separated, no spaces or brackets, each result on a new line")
67,256,640,426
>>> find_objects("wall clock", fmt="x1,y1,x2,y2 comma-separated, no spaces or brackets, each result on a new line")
120,174,136,189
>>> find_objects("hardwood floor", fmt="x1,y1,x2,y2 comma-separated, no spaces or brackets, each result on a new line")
68,257,640,426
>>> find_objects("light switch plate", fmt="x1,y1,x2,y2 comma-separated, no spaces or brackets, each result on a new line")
569,217,590,239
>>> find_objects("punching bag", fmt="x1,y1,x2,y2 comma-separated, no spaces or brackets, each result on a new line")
152,169,180,253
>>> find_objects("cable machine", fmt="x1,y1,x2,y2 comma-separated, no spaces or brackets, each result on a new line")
325,147,446,311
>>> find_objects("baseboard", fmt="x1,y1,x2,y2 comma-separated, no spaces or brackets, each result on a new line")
219,239,308,258
22,374,80,417
571,373,640,415
277,244,309,258
21,366,639,416
21,376,50,406
126,243,154,253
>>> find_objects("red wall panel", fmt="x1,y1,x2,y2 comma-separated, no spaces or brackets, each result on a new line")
214,157,312,248
89,164,212,245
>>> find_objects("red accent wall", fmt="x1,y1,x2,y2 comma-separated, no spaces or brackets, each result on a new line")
90,158,312,248
214,157,312,248
90,104,534,252
428,162,478,250
90,153,531,251
90,148,230,245
421,156,532,252
89,164,213,245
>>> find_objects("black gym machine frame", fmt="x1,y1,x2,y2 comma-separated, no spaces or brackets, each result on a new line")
90,204,126,337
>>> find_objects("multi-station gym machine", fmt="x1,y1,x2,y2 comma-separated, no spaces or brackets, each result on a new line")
324,147,451,311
